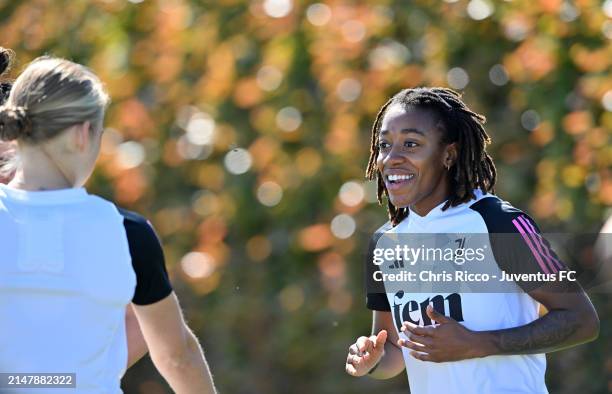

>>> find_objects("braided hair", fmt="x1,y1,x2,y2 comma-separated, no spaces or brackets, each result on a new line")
365,87,497,226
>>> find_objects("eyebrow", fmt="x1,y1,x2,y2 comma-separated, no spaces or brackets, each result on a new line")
379,128,426,136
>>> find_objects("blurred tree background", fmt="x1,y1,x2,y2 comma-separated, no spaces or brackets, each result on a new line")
1,0,611,393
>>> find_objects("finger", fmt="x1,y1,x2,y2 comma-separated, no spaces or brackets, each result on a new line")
348,344,359,355
367,336,379,355
407,332,433,347
402,322,435,337
374,330,387,348
346,354,362,366
345,363,358,376
368,333,384,347
356,336,370,352
398,338,430,352
426,305,453,324
409,350,436,362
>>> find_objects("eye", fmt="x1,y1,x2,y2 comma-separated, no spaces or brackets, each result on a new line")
404,140,419,148
378,141,391,150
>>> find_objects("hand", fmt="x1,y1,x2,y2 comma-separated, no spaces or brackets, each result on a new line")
345,330,387,377
398,305,485,362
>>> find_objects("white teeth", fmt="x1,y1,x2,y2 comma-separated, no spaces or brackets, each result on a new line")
387,174,414,182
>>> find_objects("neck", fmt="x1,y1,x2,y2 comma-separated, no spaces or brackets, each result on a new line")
410,181,450,217
8,146,74,191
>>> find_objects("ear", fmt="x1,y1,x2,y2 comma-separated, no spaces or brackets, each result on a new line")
443,142,458,169
73,121,91,152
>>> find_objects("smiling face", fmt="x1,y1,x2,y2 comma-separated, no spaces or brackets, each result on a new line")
376,104,457,216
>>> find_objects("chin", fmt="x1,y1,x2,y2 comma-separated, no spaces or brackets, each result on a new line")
388,194,414,209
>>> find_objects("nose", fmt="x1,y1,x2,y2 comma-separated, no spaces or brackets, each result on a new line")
382,145,406,168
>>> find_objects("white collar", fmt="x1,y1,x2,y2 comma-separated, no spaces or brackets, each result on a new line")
0,183,88,205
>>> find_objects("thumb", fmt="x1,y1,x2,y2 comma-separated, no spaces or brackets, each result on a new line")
374,330,387,349
426,305,452,324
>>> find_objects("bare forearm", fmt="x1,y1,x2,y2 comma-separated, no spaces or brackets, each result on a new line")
479,309,599,356
368,342,405,380
126,305,148,368
153,332,217,394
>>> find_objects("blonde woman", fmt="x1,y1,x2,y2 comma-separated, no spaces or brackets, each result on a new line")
0,56,216,394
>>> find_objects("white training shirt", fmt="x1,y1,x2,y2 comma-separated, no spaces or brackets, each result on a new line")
0,184,172,394
366,190,566,394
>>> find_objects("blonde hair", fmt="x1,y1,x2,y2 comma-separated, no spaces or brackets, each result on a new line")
0,56,109,143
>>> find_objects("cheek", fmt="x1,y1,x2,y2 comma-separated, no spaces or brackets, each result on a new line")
376,152,386,169
418,147,444,171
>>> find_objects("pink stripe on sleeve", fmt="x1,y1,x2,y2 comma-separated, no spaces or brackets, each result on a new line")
516,216,559,273
519,215,564,271
512,218,551,274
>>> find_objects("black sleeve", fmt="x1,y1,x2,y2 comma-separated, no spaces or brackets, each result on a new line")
366,293,391,311
365,222,392,311
471,197,567,292
119,208,173,305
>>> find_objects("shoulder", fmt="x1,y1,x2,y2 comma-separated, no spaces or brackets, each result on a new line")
118,207,150,225
117,207,162,249
365,221,393,312
80,195,156,234
374,220,393,236
83,194,122,215
117,208,172,305
469,195,540,233
369,220,393,246
70,194,128,227
117,207,155,232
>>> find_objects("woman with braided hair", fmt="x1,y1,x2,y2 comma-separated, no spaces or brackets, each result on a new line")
345,87,599,393
0,56,216,393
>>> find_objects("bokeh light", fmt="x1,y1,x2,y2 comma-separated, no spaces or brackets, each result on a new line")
341,20,366,43
186,112,215,146
489,64,509,86
330,214,356,239
116,141,145,169
467,0,494,21
603,0,612,18
447,67,469,90
224,148,252,174
181,252,215,279
336,78,362,102
369,40,410,70
256,181,283,207
559,3,579,22
306,3,331,26
338,181,364,207
263,0,292,18
276,106,302,132
256,66,283,91
521,110,541,131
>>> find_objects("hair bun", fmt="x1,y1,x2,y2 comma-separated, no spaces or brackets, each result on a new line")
0,105,32,141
